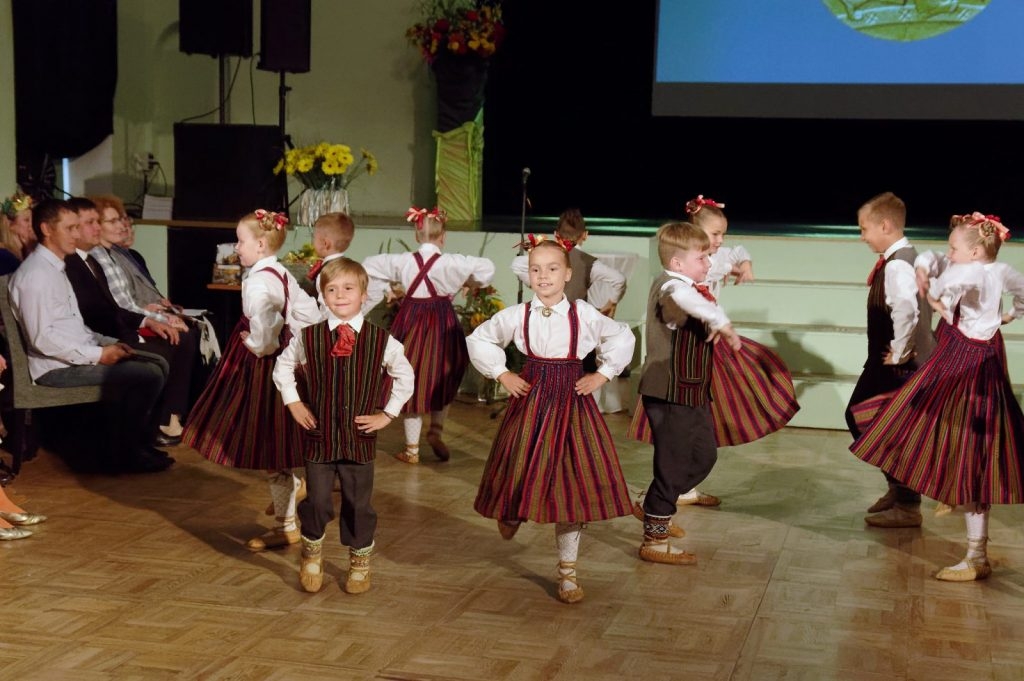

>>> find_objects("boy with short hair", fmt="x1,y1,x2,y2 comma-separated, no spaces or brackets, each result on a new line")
273,257,414,594
636,221,740,565
847,191,934,528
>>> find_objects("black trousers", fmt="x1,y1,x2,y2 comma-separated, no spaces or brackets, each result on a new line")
298,457,376,550
641,396,718,518
846,361,921,505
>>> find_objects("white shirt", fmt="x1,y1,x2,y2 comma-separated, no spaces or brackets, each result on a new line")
510,250,627,305
660,270,732,332
243,256,322,356
362,243,495,311
466,296,635,381
273,311,415,417
916,252,1024,341
705,244,752,298
8,246,117,380
880,238,922,363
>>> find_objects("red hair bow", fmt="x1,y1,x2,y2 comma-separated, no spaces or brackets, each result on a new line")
405,206,447,230
685,194,726,215
513,233,574,252
959,211,1011,242
254,208,288,231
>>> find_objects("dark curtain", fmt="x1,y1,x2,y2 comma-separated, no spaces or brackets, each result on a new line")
13,0,117,194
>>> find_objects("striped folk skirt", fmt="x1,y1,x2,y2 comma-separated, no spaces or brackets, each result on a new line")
182,318,303,470
474,356,633,524
629,336,799,446
389,296,468,414
850,323,1024,506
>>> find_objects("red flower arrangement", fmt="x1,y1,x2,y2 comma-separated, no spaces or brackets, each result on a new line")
407,0,505,64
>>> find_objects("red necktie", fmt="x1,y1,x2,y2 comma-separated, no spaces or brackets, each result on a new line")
867,256,885,286
693,283,717,303
330,323,356,358
307,259,325,281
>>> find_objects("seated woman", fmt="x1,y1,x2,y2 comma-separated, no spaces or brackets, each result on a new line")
0,190,34,274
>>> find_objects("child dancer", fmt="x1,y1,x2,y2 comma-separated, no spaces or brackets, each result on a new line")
850,212,1024,581
847,192,935,528
630,196,799,508
183,209,322,551
362,207,495,464
636,222,741,565
274,257,414,594
468,237,635,604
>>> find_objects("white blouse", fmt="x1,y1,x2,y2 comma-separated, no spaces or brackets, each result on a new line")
362,243,495,310
917,251,1024,341
466,296,635,381
705,244,752,298
243,256,322,356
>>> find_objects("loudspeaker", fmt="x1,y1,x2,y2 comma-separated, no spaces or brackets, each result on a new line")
172,123,286,221
257,0,311,73
179,0,253,57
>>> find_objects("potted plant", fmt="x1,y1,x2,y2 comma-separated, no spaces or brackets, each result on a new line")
272,142,378,226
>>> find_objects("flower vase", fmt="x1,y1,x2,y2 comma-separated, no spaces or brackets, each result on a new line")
296,187,350,227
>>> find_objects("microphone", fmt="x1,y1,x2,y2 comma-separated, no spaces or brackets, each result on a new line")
522,167,531,184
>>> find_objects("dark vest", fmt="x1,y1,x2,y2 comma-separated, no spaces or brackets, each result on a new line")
564,248,596,303
638,272,714,406
298,320,391,464
866,245,935,369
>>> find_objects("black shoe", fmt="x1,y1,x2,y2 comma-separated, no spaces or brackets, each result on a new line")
123,450,174,474
153,433,182,448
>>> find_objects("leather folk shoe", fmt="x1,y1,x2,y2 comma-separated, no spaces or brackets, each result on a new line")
638,538,697,566
864,504,922,529
247,525,301,551
677,490,721,507
867,485,897,514
631,502,685,538
299,535,325,593
0,526,32,540
498,519,522,540
935,558,992,582
426,431,451,462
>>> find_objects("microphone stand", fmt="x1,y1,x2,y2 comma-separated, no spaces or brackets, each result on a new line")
517,168,530,304
492,168,530,419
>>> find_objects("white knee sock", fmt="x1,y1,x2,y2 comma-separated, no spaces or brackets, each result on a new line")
269,471,300,532
964,504,990,562
555,522,583,592
403,416,423,449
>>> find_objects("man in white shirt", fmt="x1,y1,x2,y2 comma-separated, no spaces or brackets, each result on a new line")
8,199,171,474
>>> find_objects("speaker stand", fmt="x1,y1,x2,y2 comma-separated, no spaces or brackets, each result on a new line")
278,70,294,210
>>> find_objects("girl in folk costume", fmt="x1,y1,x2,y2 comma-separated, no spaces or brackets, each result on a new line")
630,196,799,507
467,238,635,604
183,210,322,551
362,206,495,463
851,212,1024,582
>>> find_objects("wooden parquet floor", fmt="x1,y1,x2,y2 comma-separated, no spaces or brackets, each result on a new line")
3,398,1024,680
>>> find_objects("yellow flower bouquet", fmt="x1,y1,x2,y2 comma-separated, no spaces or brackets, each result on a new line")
454,284,504,334
273,142,378,190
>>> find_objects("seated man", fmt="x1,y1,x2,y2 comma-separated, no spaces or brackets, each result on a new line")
65,197,197,447
88,194,200,439
8,198,171,474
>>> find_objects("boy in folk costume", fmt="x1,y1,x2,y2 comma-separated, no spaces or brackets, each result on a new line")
274,257,414,593
636,221,741,565
847,192,935,528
